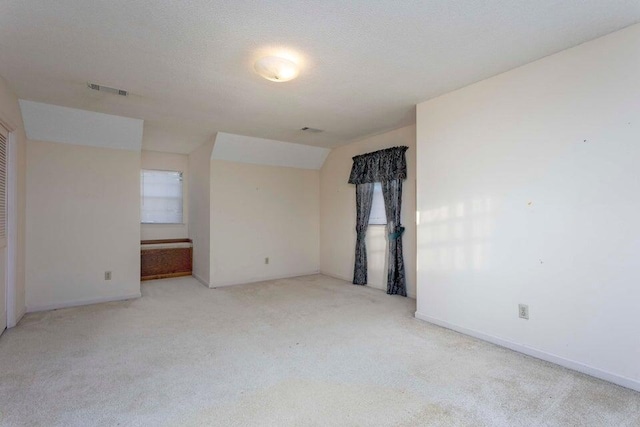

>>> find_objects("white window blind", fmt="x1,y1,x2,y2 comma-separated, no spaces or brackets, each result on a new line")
369,182,387,225
141,169,183,224
0,129,7,241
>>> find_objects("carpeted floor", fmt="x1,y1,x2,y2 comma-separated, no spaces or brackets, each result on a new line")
0,275,638,426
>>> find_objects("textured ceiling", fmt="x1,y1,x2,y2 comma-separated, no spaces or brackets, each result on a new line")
1,1,639,153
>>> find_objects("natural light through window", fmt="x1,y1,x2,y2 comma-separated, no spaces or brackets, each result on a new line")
369,182,386,225
141,169,183,224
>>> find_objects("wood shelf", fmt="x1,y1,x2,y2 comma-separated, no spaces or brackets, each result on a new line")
141,238,192,245
141,239,192,281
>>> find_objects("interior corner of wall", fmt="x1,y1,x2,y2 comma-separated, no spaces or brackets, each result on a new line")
208,133,218,159
318,149,332,171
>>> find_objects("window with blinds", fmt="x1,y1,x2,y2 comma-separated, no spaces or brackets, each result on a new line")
369,182,387,225
140,169,184,224
0,129,7,241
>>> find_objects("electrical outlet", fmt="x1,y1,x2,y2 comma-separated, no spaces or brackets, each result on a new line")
105,271,112,280
518,304,529,320
265,257,269,265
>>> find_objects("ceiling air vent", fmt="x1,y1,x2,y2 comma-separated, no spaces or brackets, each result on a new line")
87,83,128,96
301,127,323,133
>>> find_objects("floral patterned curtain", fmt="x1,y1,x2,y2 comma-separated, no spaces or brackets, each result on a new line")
348,146,408,296
381,179,406,296
353,183,374,285
348,146,408,184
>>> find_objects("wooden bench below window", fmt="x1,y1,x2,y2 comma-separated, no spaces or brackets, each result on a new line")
141,238,192,281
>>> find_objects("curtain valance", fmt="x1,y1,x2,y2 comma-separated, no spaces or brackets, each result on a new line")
348,146,409,184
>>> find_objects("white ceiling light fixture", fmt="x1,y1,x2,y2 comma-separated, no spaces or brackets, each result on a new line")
254,56,299,82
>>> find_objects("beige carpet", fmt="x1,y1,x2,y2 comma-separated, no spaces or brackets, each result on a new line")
0,275,638,426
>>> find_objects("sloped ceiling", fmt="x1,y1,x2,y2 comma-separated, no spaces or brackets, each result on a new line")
19,100,143,151
1,1,639,153
212,132,329,170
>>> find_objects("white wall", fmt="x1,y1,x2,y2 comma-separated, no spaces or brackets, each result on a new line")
188,139,213,286
0,75,27,326
320,125,417,297
141,150,189,240
416,24,640,390
26,140,141,311
210,159,320,287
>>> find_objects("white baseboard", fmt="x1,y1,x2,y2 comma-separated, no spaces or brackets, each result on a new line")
414,312,640,393
27,293,142,313
320,271,351,282
211,271,320,288
320,271,416,299
192,273,210,288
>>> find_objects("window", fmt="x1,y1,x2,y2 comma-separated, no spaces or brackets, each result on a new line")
141,169,183,224
369,182,386,225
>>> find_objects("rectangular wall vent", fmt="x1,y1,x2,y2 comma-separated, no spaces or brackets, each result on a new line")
87,83,128,96
301,127,323,133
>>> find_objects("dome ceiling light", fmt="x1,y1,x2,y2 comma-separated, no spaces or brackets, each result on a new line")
254,56,299,82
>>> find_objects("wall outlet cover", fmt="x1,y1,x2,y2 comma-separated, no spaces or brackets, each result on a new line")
519,304,529,320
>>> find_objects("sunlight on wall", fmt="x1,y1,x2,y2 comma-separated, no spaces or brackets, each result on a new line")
417,197,494,272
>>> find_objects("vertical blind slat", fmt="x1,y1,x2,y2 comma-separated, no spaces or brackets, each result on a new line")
0,131,7,239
